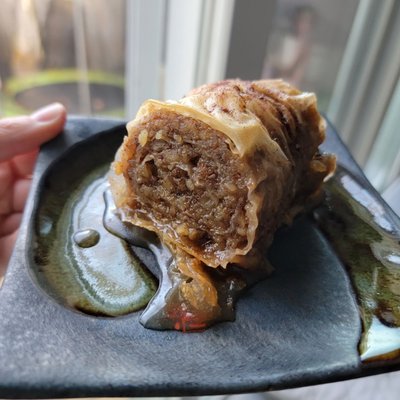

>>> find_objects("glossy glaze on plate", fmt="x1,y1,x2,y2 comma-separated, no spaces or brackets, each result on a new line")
0,117,399,398
33,165,156,317
315,165,400,362
103,187,272,331
30,131,271,330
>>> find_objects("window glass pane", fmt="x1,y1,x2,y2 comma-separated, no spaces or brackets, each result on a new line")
0,0,126,117
226,0,359,112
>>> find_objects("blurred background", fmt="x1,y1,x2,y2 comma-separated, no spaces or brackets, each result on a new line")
0,0,400,195
0,0,400,398
1,0,399,196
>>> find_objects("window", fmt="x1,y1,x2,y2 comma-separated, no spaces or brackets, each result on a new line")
0,0,126,117
1,0,399,191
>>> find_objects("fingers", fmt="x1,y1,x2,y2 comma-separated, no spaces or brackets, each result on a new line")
0,177,31,216
0,162,12,198
0,151,39,215
0,213,22,236
12,179,31,212
0,104,65,275
10,149,39,178
0,230,18,277
0,162,12,215
0,103,66,162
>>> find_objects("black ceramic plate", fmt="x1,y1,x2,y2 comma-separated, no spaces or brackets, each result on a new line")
0,117,399,398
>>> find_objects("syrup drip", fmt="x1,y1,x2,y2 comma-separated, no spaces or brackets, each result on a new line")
103,188,272,331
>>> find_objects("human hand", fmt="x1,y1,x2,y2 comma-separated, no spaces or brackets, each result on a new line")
0,103,66,277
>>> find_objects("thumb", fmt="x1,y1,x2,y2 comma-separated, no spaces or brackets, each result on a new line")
0,103,66,161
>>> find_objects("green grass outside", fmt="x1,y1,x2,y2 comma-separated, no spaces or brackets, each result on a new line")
3,69,125,117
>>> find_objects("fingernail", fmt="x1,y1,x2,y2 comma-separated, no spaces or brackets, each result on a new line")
31,103,64,122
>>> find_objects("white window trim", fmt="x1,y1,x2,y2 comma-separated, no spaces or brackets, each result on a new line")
195,0,235,86
327,0,400,168
163,0,204,100
125,0,234,115
164,0,235,100
125,0,166,118
364,77,400,191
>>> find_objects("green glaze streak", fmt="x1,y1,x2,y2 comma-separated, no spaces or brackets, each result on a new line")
316,166,400,362
34,166,156,316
